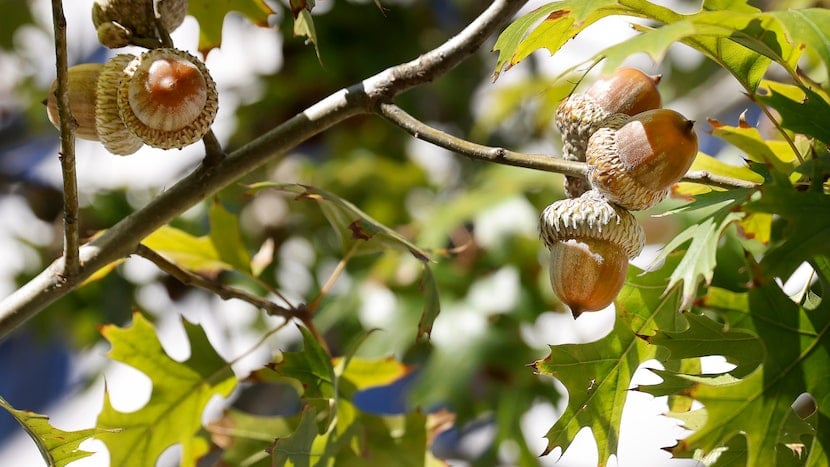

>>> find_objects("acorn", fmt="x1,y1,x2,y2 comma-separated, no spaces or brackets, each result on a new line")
586,109,699,211
92,0,188,48
116,48,218,150
46,48,218,155
540,190,645,318
46,64,102,141
555,68,662,197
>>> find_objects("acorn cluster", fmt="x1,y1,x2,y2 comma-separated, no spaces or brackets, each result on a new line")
46,0,218,156
542,68,699,318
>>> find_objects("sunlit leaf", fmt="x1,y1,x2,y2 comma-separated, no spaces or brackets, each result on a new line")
208,200,252,274
492,1,637,79
651,206,746,309
676,152,763,197
294,9,321,62
769,9,830,78
708,118,798,170
141,226,226,273
188,0,274,54
0,396,104,467
336,356,412,392
96,313,238,467
756,80,830,145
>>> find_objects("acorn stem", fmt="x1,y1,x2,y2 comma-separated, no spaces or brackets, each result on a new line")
379,102,758,191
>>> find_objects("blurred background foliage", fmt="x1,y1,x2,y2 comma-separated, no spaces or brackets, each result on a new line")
1,0,815,464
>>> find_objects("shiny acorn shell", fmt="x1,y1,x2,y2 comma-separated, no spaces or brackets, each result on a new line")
587,109,698,211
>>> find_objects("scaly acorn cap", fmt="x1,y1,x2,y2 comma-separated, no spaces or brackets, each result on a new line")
93,0,188,48
117,48,218,150
540,190,645,317
540,190,645,260
587,109,698,211
96,54,145,155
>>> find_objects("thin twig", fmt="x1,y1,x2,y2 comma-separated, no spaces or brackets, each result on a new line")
377,102,588,177
378,102,760,190
134,244,303,320
682,170,759,189
51,0,80,277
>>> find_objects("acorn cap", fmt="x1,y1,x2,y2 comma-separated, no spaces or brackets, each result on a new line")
93,0,188,48
117,48,218,149
539,190,645,259
96,54,144,155
587,109,698,211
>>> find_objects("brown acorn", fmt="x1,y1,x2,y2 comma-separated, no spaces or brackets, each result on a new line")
46,48,218,155
539,190,645,318
586,109,699,210
555,68,662,197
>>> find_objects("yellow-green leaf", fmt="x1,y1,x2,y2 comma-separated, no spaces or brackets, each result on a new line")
209,200,252,274
188,0,274,54
0,396,105,467
142,225,227,273
96,312,238,467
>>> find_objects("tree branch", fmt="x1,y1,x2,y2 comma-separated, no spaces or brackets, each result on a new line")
0,0,528,339
51,0,80,276
377,102,760,190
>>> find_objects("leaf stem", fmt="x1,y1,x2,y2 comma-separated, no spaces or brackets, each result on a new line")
134,244,303,320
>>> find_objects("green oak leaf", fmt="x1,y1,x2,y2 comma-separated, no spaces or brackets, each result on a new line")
417,265,441,341
207,409,294,467
271,326,336,401
188,0,274,54
756,80,830,145
647,274,830,465
650,194,749,309
651,313,763,380
271,406,324,466
745,169,830,278
95,312,238,467
0,396,106,467
770,9,830,79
